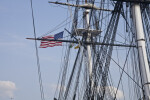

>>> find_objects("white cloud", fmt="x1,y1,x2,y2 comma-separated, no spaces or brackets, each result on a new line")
105,86,123,99
98,86,123,99
0,81,16,98
45,84,123,99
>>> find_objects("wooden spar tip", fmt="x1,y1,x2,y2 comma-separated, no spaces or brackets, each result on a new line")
48,1,113,12
26,38,38,40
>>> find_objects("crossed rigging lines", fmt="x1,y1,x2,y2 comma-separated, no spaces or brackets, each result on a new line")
30,0,150,100
57,1,142,100
56,1,150,100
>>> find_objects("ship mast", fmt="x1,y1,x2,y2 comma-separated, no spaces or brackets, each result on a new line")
84,0,94,98
28,0,150,99
132,3,150,100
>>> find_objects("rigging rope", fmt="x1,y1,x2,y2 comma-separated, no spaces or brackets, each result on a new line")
116,47,126,100
30,0,45,100
113,37,137,100
102,42,142,89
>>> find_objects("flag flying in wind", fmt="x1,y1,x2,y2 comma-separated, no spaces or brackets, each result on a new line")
40,31,64,48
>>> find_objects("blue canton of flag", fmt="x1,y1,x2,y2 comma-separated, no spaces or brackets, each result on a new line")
54,31,64,40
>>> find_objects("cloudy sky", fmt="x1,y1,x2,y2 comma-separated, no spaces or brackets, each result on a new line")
0,0,126,100
0,0,67,100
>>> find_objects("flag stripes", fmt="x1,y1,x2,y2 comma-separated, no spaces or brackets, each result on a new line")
40,31,63,48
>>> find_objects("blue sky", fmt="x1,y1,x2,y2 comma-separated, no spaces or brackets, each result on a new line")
0,0,143,100
0,0,67,100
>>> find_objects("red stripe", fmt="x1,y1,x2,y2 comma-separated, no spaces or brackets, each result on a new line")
40,35,62,48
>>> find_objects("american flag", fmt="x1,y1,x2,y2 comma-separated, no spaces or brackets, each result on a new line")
40,31,63,48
